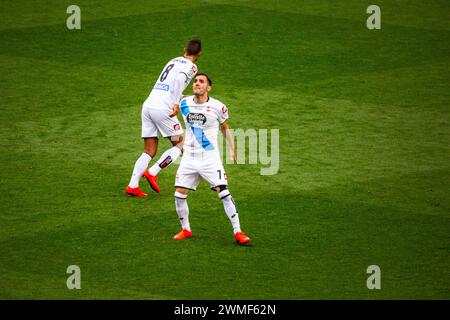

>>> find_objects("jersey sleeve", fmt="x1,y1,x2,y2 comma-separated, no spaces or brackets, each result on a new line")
183,63,198,84
179,97,189,118
217,104,229,124
172,73,187,104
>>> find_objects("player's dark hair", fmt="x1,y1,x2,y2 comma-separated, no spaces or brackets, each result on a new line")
195,73,212,86
186,39,202,56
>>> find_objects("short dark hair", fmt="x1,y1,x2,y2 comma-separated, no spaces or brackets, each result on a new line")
186,39,202,56
195,73,212,86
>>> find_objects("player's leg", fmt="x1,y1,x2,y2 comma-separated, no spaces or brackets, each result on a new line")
150,135,184,176
129,138,158,186
143,109,184,193
173,187,192,240
172,158,200,240
202,160,251,244
214,185,251,244
144,135,183,193
126,108,159,197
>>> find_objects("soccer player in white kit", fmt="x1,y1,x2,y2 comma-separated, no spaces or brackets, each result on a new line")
126,39,201,197
172,73,251,245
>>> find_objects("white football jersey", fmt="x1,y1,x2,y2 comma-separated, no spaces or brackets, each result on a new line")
144,56,198,111
179,95,229,158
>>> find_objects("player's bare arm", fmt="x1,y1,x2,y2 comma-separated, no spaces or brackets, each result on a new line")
220,120,237,164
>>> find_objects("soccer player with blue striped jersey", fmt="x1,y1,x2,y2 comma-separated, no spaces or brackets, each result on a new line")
172,73,251,245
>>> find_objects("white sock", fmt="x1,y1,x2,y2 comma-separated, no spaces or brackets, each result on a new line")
175,192,190,231
149,146,182,176
128,153,152,188
219,190,241,234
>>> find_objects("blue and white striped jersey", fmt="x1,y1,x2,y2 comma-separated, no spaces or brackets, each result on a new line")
179,95,229,157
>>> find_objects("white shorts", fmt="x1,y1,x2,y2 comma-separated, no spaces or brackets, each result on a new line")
141,106,184,138
175,154,228,191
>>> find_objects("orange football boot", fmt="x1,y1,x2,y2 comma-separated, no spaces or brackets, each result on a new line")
173,229,193,240
125,186,148,197
235,231,251,244
143,170,160,193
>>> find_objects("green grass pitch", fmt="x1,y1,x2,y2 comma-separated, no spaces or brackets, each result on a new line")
0,0,449,299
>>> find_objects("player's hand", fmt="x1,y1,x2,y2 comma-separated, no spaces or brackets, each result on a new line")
169,104,179,117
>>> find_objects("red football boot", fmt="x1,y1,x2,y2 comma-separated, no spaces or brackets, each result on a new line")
173,229,193,240
143,170,160,193
235,231,251,245
125,186,148,197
